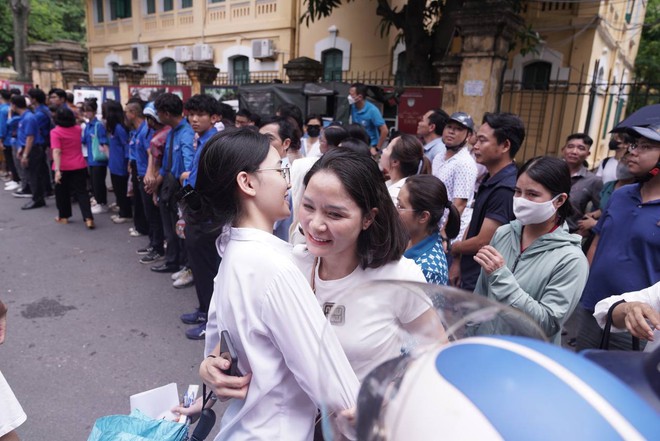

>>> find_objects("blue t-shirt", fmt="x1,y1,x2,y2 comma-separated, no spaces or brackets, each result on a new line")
16,111,44,147
136,122,152,177
108,124,129,176
351,101,385,147
187,127,218,188
404,232,449,285
159,118,195,179
34,104,52,146
580,183,660,310
0,103,9,142
83,118,109,166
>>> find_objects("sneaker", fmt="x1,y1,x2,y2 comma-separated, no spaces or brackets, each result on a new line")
111,216,131,224
171,266,187,280
91,204,108,214
139,250,164,264
12,189,32,198
185,323,207,340
180,309,207,325
4,181,19,191
129,228,144,237
173,269,194,289
109,204,120,213
137,246,153,255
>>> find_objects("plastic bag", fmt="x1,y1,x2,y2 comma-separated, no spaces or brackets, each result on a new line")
87,409,188,441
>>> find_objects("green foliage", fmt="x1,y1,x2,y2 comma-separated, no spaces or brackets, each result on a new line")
0,0,86,67
635,0,660,84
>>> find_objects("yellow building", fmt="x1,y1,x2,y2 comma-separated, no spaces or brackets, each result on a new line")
85,0,647,162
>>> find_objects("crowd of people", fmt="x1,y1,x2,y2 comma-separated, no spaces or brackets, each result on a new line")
1,82,659,440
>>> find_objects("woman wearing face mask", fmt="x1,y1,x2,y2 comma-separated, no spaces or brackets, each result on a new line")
302,115,322,158
473,156,589,344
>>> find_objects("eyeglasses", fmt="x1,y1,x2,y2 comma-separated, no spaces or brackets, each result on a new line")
256,166,291,184
628,143,660,153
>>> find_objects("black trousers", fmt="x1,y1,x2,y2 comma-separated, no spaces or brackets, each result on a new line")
25,144,47,203
159,192,181,267
185,223,221,314
55,168,93,220
110,173,132,218
89,165,107,205
4,145,19,182
130,161,149,234
139,178,165,254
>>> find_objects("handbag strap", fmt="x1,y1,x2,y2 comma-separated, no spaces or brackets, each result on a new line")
599,299,641,351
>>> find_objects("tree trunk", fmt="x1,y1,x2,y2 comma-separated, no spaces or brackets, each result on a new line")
11,0,30,80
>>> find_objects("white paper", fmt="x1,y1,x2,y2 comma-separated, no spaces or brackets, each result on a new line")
130,382,180,421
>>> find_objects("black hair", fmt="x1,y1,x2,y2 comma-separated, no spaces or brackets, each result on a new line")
303,148,408,269
276,103,303,131
338,137,371,158
154,92,183,116
53,106,77,128
9,88,20,96
260,116,302,152
404,175,461,239
345,123,370,145
518,156,574,225
236,109,252,119
482,112,526,158
305,114,321,125
566,133,593,147
83,98,98,113
125,100,145,118
102,100,126,135
218,103,236,124
10,95,27,109
27,88,46,104
184,94,220,115
66,92,74,104
0,90,11,101
186,128,271,227
428,109,449,136
389,134,431,177
323,125,349,149
249,112,261,126
617,131,635,145
48,88,67,100
350,82,368,99
127,96,146,110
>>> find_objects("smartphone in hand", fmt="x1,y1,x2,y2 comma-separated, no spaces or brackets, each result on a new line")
220,330,243,377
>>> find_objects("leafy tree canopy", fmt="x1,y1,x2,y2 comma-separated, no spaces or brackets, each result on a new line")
635,0,660,84
0,0,86,67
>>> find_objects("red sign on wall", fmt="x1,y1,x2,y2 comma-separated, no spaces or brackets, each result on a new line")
396,87,443,135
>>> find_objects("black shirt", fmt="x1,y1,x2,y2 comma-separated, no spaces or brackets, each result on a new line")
460,162,518,291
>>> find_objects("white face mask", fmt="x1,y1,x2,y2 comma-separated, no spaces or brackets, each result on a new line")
347,95,356,105
513,195,561,225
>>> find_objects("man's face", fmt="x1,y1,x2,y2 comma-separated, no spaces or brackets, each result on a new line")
416,111,434,138
627,136,660,177
157,110,174,127
348,87,361,103
442,121,469,148
472,123,507,166
562,138,590,167
188,110,218,135
235,115,250,127
125,108,136,125
49,94,62,107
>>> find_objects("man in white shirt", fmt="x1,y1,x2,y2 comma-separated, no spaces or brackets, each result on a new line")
418,109,448,163
432,112,478,243
595,132,634,184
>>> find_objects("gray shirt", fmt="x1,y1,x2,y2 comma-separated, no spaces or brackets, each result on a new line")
567,166,603,233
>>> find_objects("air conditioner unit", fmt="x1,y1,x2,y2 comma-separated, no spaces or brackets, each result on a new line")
174,46,193,63
193,44,214,61
252,39,275,59
131,44,150,64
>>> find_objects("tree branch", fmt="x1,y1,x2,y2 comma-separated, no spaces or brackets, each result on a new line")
375,0,405,30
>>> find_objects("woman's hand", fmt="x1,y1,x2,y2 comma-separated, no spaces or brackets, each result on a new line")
577,215,597,234
614,301,660,341
200,356,252,401
474,245,505,275
171,396,204,423
54,170,62,184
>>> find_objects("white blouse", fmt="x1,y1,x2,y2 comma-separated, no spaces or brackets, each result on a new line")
205,228,358,441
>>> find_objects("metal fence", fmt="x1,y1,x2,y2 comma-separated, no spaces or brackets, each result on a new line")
497,61,660,163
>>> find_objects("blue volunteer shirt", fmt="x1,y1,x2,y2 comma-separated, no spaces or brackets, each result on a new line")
0,103,9,143
159,118,194,180
16,111,44,147
187,127,218,188
136,122,152,177
83,118,109,166
351,100,385,147
108,124,129,176
34,104,52,146
580,183,660,311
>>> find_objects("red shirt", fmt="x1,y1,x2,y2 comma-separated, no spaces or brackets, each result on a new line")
50,125,87,171
149,126,171,160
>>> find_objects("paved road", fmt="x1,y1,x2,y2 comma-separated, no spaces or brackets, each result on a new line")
0,188,225,439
